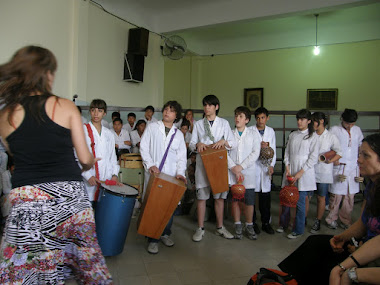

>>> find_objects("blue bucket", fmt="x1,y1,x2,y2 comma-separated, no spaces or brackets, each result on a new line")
95,184,138,256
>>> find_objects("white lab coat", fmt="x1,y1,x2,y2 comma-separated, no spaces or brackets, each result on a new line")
130,130,142,153
111,129,131,150
315,129,342,184
227,128,260,189
139,116,158,125
123,122,136,133
329,125,363,195
189,117,237,189
250,125,276,193
140,121,187,191
82,122,120,201
282,130,319,191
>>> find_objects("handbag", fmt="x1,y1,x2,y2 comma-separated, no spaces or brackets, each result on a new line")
247,268,298,285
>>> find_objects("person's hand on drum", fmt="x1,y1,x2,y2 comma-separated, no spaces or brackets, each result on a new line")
176,174,187,184
149,166,160,174
111,175,123,186
88,176,101,186
196,142,208,153
212,139,225,149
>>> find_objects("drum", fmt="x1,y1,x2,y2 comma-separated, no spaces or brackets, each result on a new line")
95,183,138,256
200,147,229,194
137,172,186,239
119,153,144,197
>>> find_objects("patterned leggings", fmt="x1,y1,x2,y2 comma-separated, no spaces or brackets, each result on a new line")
0,181,113,285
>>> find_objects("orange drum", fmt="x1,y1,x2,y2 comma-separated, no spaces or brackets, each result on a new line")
137,172,186,239
200,147,229,194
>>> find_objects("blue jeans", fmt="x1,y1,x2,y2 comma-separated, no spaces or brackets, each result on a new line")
294,191,313,234
317,183,330,206
148,215,174,243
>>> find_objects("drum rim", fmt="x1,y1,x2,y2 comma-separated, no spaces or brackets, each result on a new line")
101,184,138,197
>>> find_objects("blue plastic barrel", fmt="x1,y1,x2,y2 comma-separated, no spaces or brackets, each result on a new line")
95,185,138,256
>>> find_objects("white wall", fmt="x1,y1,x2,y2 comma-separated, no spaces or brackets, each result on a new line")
0,0,76,99
0,0,165,109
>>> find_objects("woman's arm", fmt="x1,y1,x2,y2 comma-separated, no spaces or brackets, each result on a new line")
330,234,380,285
65,100,94,171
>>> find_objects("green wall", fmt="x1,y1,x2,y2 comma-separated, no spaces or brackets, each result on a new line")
164,40,380,117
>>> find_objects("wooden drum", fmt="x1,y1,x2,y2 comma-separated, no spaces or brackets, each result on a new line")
137,172,186,239
119,153,144,197
200,147,229,194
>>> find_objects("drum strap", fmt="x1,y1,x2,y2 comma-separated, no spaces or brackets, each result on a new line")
159,129,177,172
85,123,101,201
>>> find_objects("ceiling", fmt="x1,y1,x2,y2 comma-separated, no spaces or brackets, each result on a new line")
92,0,380,55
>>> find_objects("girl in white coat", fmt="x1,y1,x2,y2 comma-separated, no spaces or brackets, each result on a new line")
310,112,342,234
326,109,363,229
282,109,319,239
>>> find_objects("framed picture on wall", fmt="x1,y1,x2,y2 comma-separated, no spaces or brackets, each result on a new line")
307,89,338,110
244,88,263,111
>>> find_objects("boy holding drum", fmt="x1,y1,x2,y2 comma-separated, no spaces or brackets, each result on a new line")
140,101,187,254
189,94,237,242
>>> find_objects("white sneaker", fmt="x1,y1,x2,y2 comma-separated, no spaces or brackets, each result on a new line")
147,242,159,254
192,227,205,242
215,226,234,239
287,232,302,239
161,234,174,247
327,220,338,229
276,226,284,233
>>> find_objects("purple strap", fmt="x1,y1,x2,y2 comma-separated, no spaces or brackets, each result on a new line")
159,129,178,172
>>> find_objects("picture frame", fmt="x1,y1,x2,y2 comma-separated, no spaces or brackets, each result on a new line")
244,88,263,111
307,89,338,110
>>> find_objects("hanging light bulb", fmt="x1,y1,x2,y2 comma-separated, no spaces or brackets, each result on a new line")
313,14,320,55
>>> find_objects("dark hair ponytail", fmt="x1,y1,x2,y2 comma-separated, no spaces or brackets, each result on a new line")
296,109,314,139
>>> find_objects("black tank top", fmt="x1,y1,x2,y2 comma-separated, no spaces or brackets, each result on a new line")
7,95,82,187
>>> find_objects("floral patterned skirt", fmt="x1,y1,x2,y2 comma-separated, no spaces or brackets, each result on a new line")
0,181,113,285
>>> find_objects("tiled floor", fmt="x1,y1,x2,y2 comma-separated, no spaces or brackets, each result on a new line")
86,192,362,285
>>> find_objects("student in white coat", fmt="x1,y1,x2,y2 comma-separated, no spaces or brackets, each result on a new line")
139,105,158,125
228,106,260,240
82,99,120,203
140,101,187,254
111,118,131,158
130,120,146,153
250,107,276,235
326,109,363,229
189,94,237,242
282,109,319,239
122,112,137,133
310,112,342,233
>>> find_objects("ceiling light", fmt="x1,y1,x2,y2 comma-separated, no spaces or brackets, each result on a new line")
313,14,320,55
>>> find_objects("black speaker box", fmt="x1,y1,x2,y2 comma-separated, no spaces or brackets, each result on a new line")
128,28,149,56
123,53,144,83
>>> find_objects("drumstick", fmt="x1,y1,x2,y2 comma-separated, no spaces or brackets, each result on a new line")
99,179,117,186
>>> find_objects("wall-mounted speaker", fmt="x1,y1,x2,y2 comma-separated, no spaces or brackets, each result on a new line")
128,28,149,56
123,53,144,83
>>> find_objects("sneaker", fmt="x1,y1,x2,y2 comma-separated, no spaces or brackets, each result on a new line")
262,223,275,235
276,226,284,233
340,223,350,230
192,227,205,242
327,220,338,229
234,224,243,239
325,205,330,211
287,232,302,239
310,219,321,234
245,225,257,240
253,223,261,234
215,226,234,239
147,242,159,254
161,234,174,247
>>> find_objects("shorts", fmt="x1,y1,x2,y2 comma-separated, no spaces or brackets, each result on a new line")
196,186,228,200
316,183,329,197
244,188,255,205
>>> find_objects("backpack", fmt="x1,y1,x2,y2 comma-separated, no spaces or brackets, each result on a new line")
247,268,298,285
